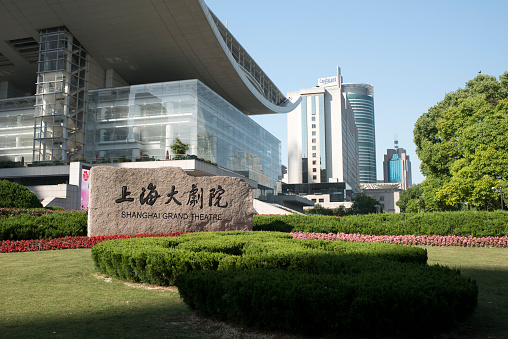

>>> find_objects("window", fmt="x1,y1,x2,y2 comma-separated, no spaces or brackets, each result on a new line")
312,117,316,121
312,131,316,136
312,175,317,180
312,124,316,128
312,160,317,165
312,146,316,150
312,153,316,157
313,168,317,172
319,198,324,203
312,138,316,143
311,198,316,202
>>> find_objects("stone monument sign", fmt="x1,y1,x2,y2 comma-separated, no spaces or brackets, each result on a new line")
87,166,253,236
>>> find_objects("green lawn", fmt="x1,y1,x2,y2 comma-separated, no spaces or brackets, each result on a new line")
426,247,508,339
1,246,507,338
0,249,205,339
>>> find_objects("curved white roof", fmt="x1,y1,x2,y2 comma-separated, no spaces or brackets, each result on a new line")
0,0,298,114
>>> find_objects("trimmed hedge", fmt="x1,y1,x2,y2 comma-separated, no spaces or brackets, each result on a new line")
254,211,508,237
177,265,477,337
3,210,507,241
91,231,428,285
0,212,88,240
91,231,477,336
0,208,66,218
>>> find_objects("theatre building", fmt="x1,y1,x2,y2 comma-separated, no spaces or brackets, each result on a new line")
0,0,301,210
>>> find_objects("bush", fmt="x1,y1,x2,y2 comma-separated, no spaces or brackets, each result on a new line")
177,264,477,337
0,160,23,168
254,211,508,237
0,208,62,218
91,231,428,285
0,180,42,209
91,231,477,336
0,211,88,240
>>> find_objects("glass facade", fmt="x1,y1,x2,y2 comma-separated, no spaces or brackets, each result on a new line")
343,84,376,183
87,79,281,190
0,97,36,162
282,182,346,202
389,153,402,183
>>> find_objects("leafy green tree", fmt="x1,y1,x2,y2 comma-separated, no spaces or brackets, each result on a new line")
0,180,42,209
170,138,189,155
397,183,424,212
350,193,381,215
413,72,508,210
304,204,347,216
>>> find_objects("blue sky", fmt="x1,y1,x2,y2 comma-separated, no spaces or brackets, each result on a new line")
206,0,508,184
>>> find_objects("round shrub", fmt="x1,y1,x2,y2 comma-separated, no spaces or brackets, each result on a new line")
91,231,477,336
0,180,42,209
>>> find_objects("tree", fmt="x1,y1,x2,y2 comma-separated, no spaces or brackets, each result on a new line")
170,138,189,155
414,73,508,178
350,193,381,215
414,72,508,210
413,72,508,210
396,183,424,212
0,180,42,208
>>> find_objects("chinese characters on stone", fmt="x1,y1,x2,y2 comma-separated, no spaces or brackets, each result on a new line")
115,183,229,209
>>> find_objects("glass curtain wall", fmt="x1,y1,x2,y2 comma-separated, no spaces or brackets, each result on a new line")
343,84,376,183
87,81,196,162
0,97,36,162
87,80,281,191
389,153,402,183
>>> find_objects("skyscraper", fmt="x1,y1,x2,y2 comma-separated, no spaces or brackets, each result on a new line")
383,141,412,190
343,83,376,183
286,67,360,200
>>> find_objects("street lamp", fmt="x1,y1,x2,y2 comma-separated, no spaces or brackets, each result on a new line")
492,186,506,210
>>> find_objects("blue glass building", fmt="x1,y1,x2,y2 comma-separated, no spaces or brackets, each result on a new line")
383,142,412,190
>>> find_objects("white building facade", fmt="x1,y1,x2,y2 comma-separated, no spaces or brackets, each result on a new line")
286,68,360,196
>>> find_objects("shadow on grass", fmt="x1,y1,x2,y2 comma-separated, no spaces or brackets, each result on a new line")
2,302,203,339
435,267,508,339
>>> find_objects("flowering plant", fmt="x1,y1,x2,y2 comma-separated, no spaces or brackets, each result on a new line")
291,232,508,248
0,232,186,253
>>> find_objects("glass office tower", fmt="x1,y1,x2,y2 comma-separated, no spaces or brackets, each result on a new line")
343,83,376,183
383,141,412,190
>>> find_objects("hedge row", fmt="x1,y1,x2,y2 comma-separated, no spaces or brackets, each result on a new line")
2,209,508,241
0,212,88,240
91,231,428,286
254,211,508,237
91,231,477,336
0,207,67,218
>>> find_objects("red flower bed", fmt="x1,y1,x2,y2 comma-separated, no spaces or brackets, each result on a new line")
0,232,187,253
291,232,508,248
